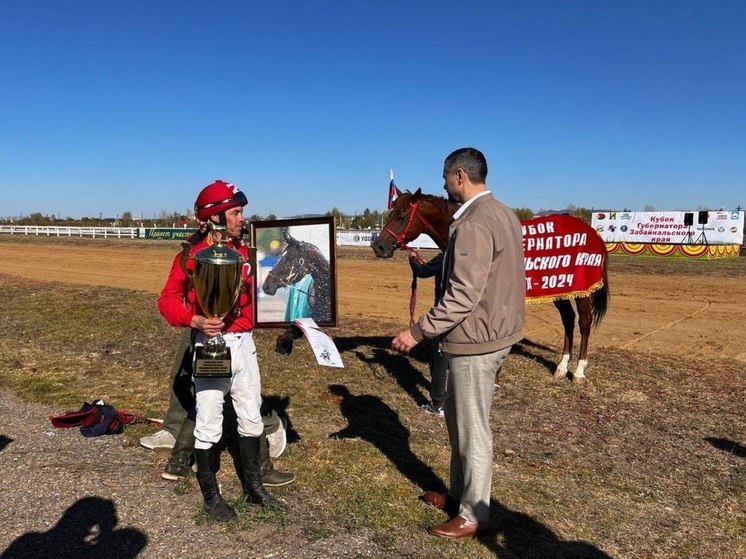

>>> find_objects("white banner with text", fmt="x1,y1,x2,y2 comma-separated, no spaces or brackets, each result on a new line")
335,230,438,249
592,210,744,244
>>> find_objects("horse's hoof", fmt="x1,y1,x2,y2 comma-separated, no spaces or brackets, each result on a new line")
572,375,586,384
553,370,568,381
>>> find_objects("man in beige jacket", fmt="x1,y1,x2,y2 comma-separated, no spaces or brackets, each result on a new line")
393,147,525,538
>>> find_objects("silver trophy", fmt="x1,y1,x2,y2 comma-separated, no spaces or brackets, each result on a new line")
180,225,245,377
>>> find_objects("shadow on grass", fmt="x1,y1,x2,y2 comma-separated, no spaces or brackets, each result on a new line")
333,334,394,354
335,334,432,407
512,338,560,374
477,500,613,558
327,384,447,494
1,496,147,559
334,334,430,367
705,437,746,458
325,384,612,557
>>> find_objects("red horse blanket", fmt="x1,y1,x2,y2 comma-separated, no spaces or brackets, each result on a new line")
521,214,606,304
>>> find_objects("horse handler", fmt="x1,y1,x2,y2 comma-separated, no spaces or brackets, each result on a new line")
158,179,279,521
392,148,525,539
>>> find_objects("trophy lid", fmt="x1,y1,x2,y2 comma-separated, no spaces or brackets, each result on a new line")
194,242,245,266
193,224,246,266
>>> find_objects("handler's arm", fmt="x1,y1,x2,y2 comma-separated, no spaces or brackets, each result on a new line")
410,221,494,341
409,252,444,279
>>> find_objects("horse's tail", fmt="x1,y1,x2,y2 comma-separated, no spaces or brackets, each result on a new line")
591,249,610,328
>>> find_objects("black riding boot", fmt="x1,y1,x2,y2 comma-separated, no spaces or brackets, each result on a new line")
260,432,295,487
238,436,281,507
162,418,196,480
195,448,236,521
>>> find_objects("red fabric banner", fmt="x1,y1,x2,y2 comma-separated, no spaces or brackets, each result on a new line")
521,214,606,303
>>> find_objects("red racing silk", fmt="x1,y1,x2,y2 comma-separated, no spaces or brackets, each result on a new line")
521,214,605,304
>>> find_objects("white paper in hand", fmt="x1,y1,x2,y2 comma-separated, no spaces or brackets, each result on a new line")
293,318,344,368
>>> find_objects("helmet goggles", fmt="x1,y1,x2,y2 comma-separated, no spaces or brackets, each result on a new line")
194,190,247,215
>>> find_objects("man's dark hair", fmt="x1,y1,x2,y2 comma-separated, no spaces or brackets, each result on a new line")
444,147,488,183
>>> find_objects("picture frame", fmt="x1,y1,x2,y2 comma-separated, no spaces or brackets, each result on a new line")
249,216,337,328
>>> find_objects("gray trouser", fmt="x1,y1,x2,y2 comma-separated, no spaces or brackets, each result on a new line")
444,346,511,524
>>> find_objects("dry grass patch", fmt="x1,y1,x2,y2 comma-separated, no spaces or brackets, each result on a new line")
1,267,744,558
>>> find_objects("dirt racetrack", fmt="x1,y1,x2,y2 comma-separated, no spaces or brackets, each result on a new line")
1,236,745,364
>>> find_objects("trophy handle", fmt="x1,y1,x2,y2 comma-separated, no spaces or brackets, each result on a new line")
179,242,193,282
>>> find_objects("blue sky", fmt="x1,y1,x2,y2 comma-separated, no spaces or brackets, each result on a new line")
1,1,744,219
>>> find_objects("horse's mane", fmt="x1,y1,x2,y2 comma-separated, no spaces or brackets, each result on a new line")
433,195,460,218
401,190,459,218
282,231,330,274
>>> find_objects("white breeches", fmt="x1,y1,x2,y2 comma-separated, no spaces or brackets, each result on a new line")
193,331,263,450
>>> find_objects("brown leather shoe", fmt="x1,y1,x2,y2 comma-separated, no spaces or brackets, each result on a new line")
420,491,459,516
427,515,489,539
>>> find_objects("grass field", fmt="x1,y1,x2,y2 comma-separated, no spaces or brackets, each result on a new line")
0,236,744,558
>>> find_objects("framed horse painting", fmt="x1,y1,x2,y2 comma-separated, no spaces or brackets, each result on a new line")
249,216,338,328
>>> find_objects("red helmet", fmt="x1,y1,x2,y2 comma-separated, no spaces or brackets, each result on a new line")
194,180,248,221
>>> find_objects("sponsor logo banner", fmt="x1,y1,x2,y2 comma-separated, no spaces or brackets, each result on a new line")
336,231,379,247
335,231,438,248
591,211,744,245
521,214,605,303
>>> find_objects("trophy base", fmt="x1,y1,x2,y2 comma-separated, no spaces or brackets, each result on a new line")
194,346,233,378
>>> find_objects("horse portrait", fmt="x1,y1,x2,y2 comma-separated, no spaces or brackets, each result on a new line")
372,187,609,383
261,227,333,324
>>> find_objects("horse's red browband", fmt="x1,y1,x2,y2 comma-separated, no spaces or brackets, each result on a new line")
383,200,435,260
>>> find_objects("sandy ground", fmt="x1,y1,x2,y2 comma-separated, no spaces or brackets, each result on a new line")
1,239,745,364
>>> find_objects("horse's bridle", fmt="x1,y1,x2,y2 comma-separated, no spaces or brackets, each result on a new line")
384,199,441,325
383,200,436,258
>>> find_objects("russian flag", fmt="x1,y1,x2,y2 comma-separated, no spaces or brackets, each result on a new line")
387,169,398,210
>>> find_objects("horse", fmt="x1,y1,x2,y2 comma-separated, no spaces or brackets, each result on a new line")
261,229,333,323
371,188,609,383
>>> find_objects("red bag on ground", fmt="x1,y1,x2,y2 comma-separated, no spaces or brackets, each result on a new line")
49,400,124,437
48,402,99,428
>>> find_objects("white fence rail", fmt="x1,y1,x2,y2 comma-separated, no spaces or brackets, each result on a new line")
0,225,139,238
0,225,440,248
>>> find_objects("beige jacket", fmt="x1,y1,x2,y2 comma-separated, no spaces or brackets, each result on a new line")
410,192,525,355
